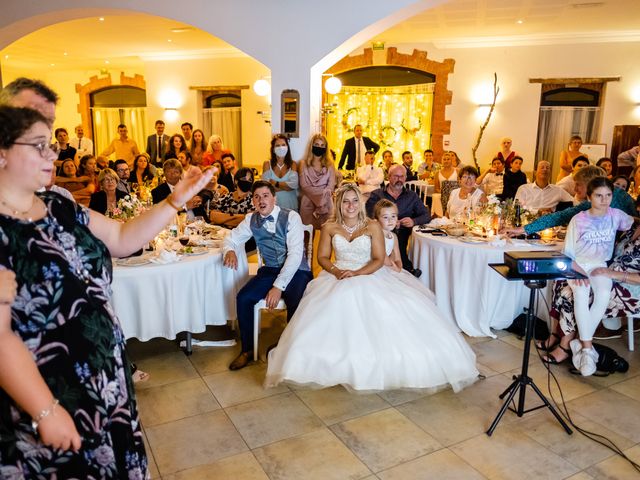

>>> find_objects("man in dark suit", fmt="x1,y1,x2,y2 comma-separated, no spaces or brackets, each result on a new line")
338,124,379,172
146,120,170,167
152,159,203,216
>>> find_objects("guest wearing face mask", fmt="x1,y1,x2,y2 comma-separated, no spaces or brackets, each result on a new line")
262,134,299,211
209,167,255,228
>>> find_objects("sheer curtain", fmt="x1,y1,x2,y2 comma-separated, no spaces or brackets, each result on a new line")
326,83,434,161
535,107,600,180
91,107,147,155
203,107,242,163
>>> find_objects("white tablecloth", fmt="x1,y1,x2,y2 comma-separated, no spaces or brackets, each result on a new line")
111,249,249,341
410,230,555,337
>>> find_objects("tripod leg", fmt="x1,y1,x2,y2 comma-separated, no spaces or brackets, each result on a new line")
487,380,522,436
527,379,573,434
499,376,520,399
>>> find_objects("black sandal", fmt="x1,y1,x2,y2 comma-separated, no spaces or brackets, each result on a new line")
536,332,560,351
542,344,571,365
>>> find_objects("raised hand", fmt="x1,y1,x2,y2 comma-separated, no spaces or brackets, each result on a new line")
173,168,213,206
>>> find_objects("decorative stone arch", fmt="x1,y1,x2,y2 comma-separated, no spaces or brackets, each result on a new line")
325,47,454,157
75,72,146,139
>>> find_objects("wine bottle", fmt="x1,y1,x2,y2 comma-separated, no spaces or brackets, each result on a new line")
514,199,522,227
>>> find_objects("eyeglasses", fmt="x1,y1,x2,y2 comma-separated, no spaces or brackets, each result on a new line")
14,141,59,157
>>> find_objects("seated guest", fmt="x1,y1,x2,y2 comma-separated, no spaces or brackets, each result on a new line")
177,150,196,175
379,149,396,180
114,159,131,195
542,221,640,365
514,160,573,212
43,166,74,202
417,149,438,182
262,134,299,211
447,166,487,220
202,134,231,167
163,133,187,161
501,155,527,200
151,159,203,213
209,167,255,228
199,165,229,209
596,157,614,179
401,151,418,181
496,137,517,169
356,150,384,196
218,152,238,192
128,153,155,187
612,175,630,192
96,155,110,171
631,165,640,198
557,156,589,196
55,158,95,206
222,181,313,370
54,127,77,171
477,157,505,196
366,164,430,277
508,165,636,236
616,139,640,176
78,154,100,192
89,168,126,215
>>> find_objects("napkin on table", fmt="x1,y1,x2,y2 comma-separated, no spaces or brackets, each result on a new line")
150,249,181,264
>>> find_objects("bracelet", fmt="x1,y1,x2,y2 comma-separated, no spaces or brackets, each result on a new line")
31,398,59,432
166,194,182,211
329,264,336,272
623,272,629,283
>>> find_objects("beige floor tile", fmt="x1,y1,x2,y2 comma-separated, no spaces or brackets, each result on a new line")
296,386,389,425
568,389,640,443
505,362,598,403
163,451,269,480
145,410,247,475
141,428,160,479
610,374,640,402
188,344,242,376
330,408,442,473
498,334,527,351
450,426,579,479
225,392,324,448
137,377,221,427
253,428,371,480
565,473,595,480
472,339,529,374
463,334,494,345
377,449,486,480
376,388,431,406
127,337,180,362
454,374,517,416
514,411,634,470
203,363,289,408
396,389,491,446
586,444,640,479
477,362,501,378
133,350,200,390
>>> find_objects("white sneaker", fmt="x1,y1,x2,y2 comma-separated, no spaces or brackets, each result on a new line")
579,348,598,376
570,339,583,371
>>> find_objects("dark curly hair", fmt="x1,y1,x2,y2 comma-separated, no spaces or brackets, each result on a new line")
0,106,49,148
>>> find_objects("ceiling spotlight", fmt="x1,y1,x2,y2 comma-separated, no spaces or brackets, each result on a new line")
105,60,110,64
516,19,523,24
253,78,271,97
99,17,105,21
167,39,172,42
324,76,342,95
63,52,68,56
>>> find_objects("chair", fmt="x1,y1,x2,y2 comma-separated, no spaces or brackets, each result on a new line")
405,180,432,206
252,223,314,361
604,313,639,351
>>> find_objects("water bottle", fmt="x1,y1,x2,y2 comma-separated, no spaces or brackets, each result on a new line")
514,199,522,228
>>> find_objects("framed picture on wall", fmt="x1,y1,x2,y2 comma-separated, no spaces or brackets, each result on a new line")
581,143,607,161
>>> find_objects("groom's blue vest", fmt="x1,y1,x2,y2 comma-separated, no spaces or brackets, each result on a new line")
249,208,310,271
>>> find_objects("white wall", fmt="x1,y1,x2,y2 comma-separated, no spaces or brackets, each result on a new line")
367,41,640,173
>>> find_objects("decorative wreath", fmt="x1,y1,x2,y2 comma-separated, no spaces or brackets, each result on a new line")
379,125,397,147
400,117,423,135
341,107,360,132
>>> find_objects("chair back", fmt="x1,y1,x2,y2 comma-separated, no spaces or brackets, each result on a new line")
405,180,431,206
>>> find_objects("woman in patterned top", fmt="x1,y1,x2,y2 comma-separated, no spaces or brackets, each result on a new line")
0,105,212,478
209,167,255,228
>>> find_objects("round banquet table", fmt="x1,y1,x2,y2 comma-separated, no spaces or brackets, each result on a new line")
111,248,248,341
410,229,556,337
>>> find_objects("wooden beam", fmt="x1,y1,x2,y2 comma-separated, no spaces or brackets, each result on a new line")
189,85,249,91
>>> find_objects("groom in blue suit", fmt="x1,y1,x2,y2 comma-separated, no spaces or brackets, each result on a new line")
223,180,313,370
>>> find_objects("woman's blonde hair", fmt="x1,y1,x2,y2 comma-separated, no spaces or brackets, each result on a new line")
331,183,367,226
98,168,118,185
304,133,334,169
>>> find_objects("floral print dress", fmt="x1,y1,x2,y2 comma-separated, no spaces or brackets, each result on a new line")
0,191,148,479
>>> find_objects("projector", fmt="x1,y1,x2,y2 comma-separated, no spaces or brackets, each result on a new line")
504,251,571,276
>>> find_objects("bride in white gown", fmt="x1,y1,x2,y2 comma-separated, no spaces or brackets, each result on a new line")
265,183,479,392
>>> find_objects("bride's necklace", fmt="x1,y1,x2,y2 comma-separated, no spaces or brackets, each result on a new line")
0,193,38,220
341,220,362,236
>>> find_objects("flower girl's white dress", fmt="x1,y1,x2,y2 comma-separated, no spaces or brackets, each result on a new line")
265,233,479,392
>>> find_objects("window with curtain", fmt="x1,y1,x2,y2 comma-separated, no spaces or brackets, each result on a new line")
326,83,434,162
202,92,242,164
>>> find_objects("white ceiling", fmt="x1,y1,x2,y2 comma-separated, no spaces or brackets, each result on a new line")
1,1,639,72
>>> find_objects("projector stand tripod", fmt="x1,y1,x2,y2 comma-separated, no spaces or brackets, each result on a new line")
486,278,572,436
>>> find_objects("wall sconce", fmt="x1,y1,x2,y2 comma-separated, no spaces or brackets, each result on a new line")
253,78,271,97
323,75,342,95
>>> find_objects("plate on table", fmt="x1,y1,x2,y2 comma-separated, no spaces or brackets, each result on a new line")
457,236,488,244
526,239,558,247
115,256,152,267
179,246,208,256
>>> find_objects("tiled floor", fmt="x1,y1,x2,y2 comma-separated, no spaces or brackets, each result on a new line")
128,326,640,479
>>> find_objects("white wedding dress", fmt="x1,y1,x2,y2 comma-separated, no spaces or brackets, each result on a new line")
265,234,479,392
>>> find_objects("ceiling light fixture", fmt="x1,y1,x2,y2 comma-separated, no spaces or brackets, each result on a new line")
105,60,110,64
99,17,104,21
516,19,523,24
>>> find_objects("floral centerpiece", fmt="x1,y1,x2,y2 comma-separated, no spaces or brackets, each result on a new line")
109,193,145,221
